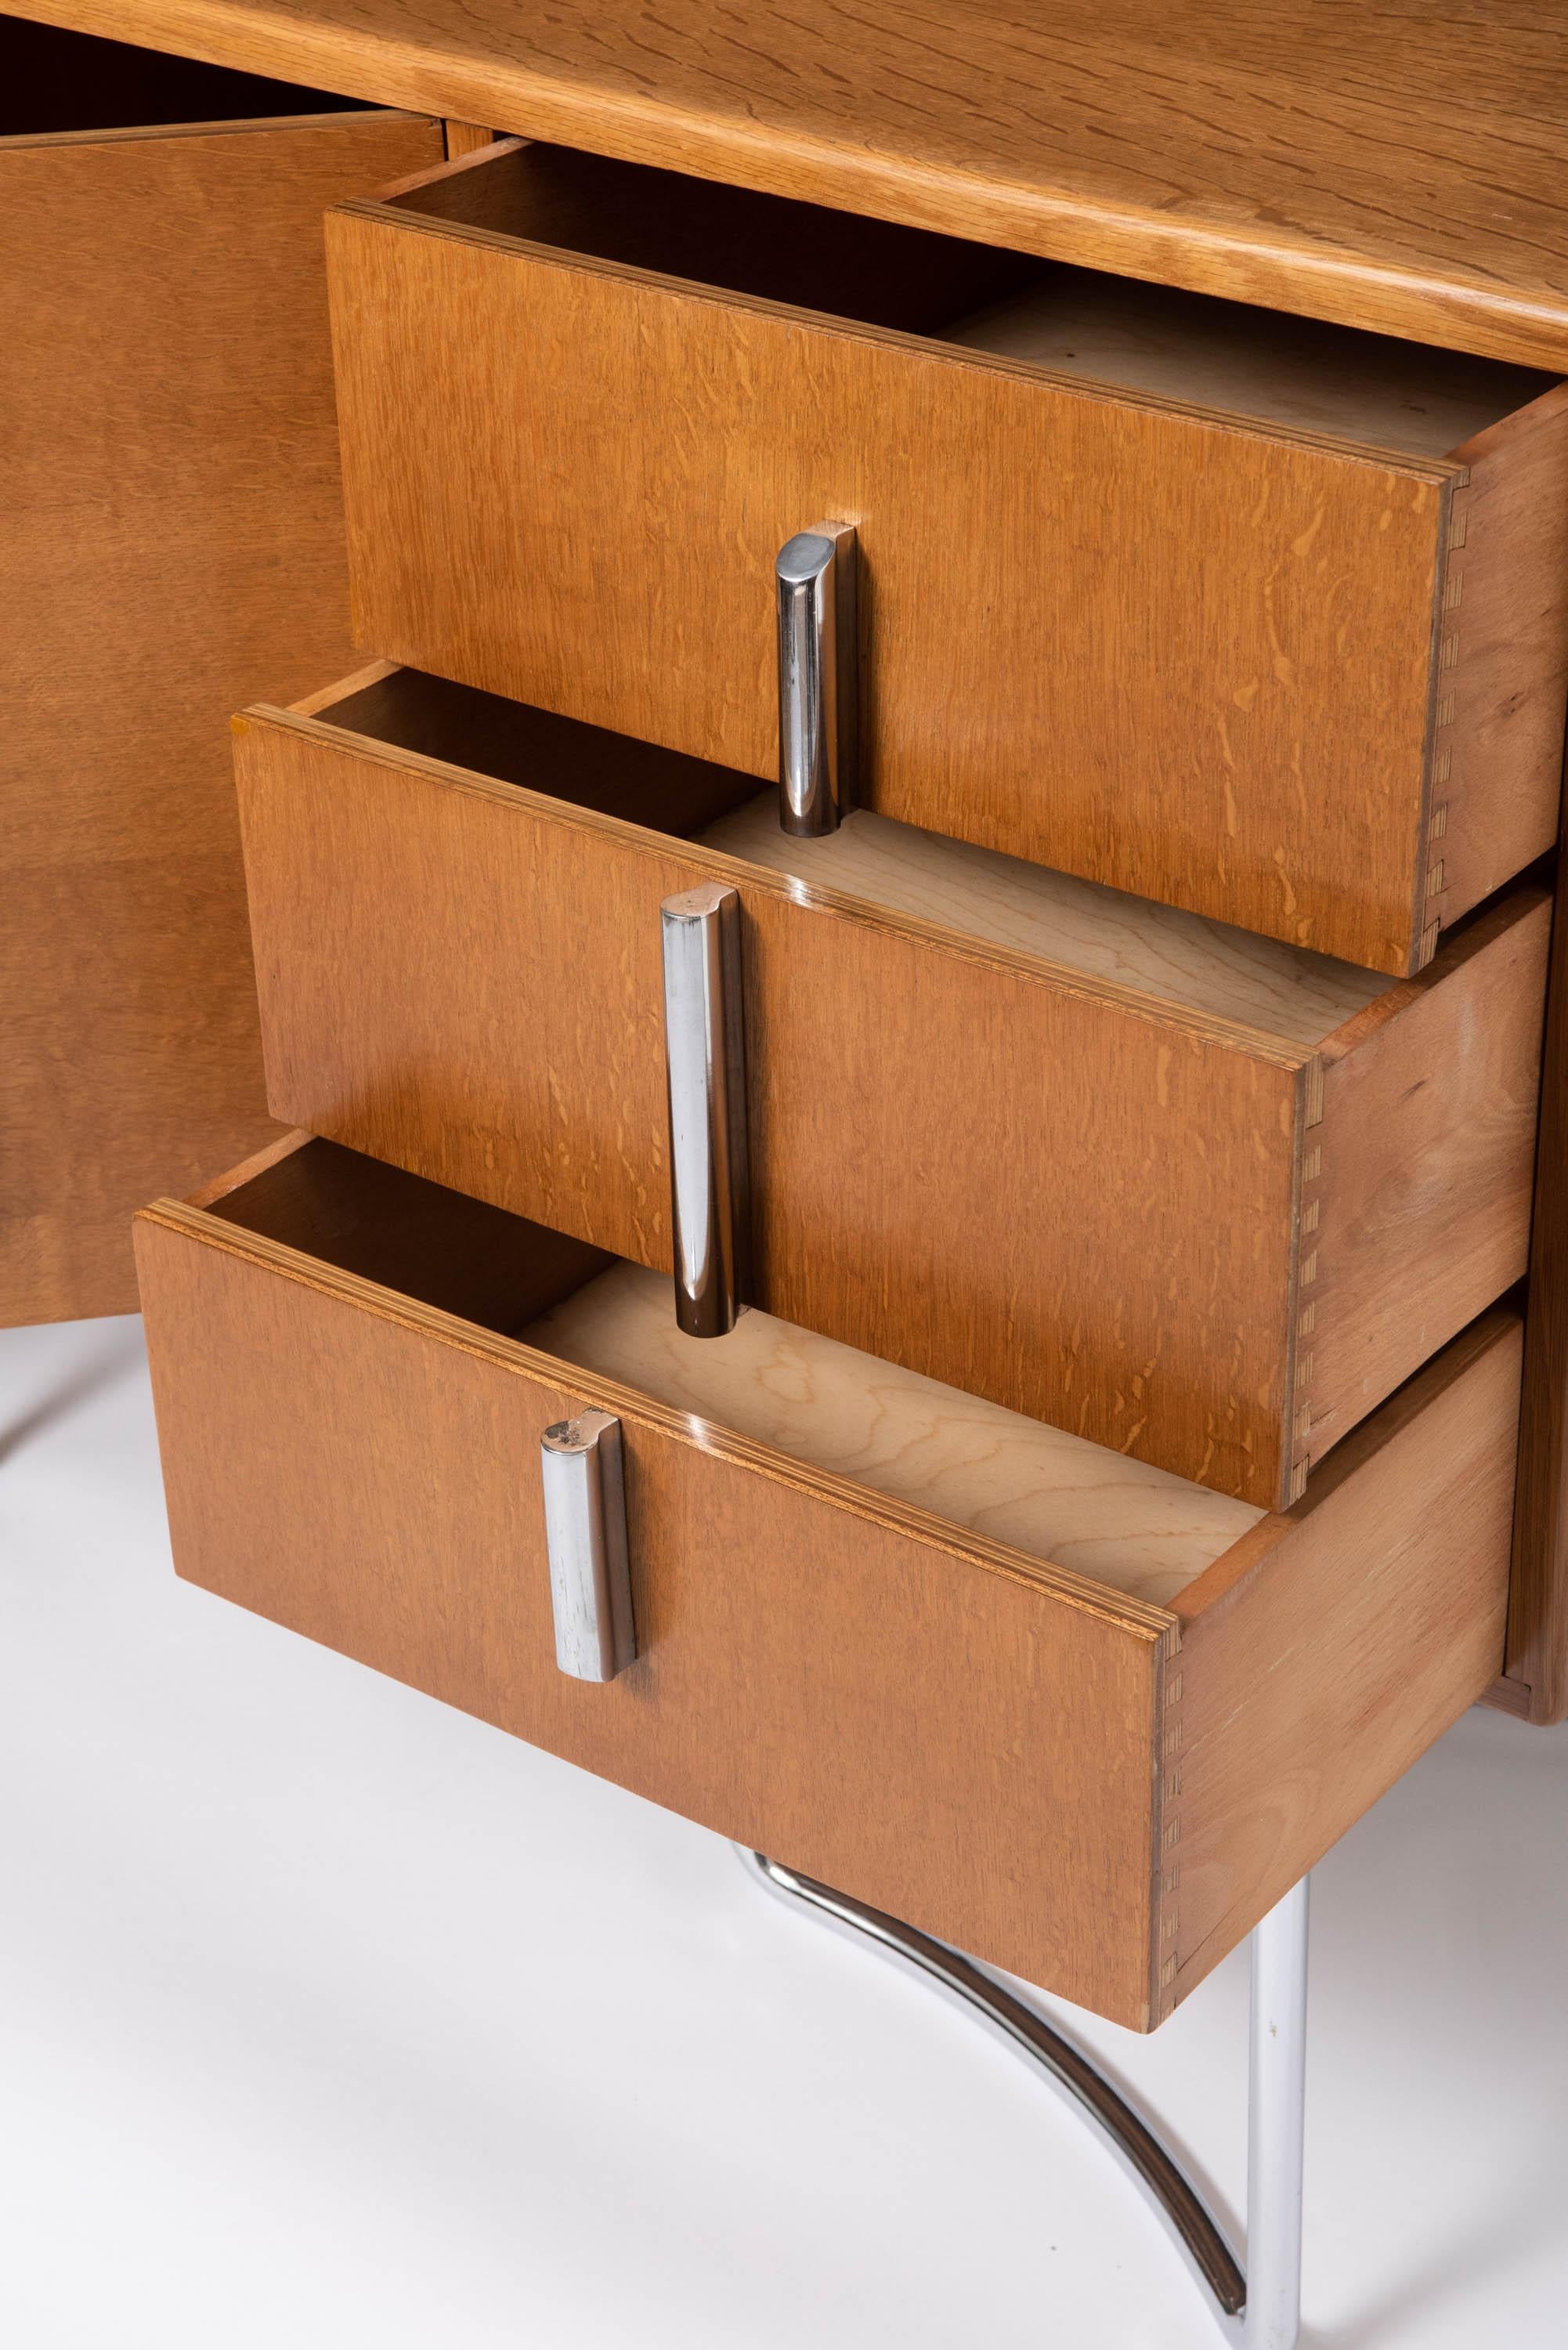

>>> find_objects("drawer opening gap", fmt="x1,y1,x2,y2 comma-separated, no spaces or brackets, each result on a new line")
305,662,1400,1049
388,141,1561,457
2,19,381,140
203,1135,1263,1608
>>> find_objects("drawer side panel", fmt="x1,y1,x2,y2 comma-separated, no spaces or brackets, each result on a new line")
1306,891,1550,1470
1429,385,1568,949
1162,1312,1519,2019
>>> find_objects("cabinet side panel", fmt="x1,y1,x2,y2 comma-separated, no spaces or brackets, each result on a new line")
0,108,444,1326
1505,830,1568,1722
134,1208,1166,2025
1162,1314,1519,2018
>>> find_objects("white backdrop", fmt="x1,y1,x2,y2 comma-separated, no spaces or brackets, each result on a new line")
3,1313,1565,2349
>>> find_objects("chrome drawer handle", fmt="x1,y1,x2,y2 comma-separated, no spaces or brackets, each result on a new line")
776,521,856,837
540,1409,635,1683
660,882,751,1338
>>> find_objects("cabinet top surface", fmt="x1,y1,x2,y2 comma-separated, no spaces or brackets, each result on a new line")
14,0,1568,363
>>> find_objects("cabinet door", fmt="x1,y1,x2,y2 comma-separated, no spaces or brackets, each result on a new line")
0,39,443,1325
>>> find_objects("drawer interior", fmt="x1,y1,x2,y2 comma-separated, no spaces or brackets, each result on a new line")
204,1135,1263,1607
309,663,1396,1045
1,17,374,138
389,141,1560,454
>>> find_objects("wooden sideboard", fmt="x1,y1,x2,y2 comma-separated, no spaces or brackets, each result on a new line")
5,5,1567,2041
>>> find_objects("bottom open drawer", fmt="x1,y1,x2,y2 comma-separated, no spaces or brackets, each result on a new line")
135,1133,1519,2030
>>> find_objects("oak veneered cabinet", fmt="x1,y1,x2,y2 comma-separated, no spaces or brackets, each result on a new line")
0,16,444,1327
325,137,1568,978
135,1133,1519,2030
233,663,1549,1507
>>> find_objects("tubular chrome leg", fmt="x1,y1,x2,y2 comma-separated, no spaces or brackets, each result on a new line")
735,1848,1309,2347
1245,1876,1309,2349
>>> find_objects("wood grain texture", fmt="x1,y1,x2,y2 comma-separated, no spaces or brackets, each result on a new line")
15,0,1568,365
1430,385,1568,955
945,266,1553,461
133,1140,1522,2025
233,691,1545,1504
0,100,443,1327
699,792,1389,1051
1162,1311,1519,2018
322,143,1556,974
1305,889,1551,1477
135,1172,1176,2029
523,1259,1265,1607
442,119,493,158
1504,829,1568,1726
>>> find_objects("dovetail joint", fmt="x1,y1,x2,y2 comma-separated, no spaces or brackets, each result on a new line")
1302,1059,1324,1129
1424,481,1471,950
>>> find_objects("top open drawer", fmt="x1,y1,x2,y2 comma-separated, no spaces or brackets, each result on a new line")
327,139,1568,978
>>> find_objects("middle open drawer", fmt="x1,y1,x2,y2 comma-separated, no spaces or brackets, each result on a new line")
233,662,1551,1509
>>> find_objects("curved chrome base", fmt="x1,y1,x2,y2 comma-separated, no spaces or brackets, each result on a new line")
735,1849,1308,2348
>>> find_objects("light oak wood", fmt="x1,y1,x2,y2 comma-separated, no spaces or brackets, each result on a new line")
442,120,493,158
17,0,1568,367
699,794,1388,1052
946,269,1552,461
524,1260,1264,1608
326,142,1568,974
133,1136,1519,2028
1308,896,1550,1472
233,673,1548,1505
1162,1310,1520,2018
0,51,443,1327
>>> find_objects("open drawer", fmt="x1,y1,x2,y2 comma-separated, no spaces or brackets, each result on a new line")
324,138,1568,976
136,1133,1519,2030
233,663,1549,1508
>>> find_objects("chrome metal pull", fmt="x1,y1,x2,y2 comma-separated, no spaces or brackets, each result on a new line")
540,1409,634,1682
776,521,856,836
660,881,750,1338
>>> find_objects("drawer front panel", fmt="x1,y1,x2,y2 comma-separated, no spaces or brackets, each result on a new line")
235,700,1549,1507
327,190,1461,974
134,1188,1172,2028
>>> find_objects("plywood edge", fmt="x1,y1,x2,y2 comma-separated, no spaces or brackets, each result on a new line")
325,189,1463,482
373,128,524,198
237,703,1311,1066
180,1130,313,1207
279,659,399,716
133,1196,1180,1644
